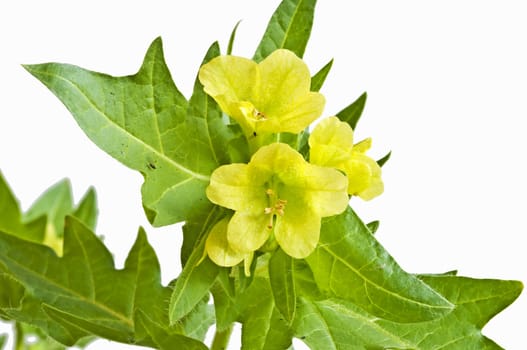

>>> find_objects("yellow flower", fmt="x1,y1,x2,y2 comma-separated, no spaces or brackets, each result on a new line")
206,143,348,260
309,116,384,200
198,49,325,136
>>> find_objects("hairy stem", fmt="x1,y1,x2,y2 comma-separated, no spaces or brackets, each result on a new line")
211,323,234,350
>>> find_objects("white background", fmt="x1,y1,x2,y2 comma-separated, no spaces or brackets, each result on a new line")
1,1,526,349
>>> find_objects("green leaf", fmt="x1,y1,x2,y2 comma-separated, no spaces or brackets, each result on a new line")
3,292,90,346
134,311,208,350
0,217,203,347
170,205,225,324
269,249,296,324
295,298,413,349
0,272,24,311
24,37,217,226
19,322,93,350
211,269,238,332
294,268,522,349
0,334,5,349
0,171,46,243
293,243,517,348
239,277,293,350
253,0,317,61
227,20,242,55
310,59,333,92
0,173,96,254
185,42,235,168
23,179,73,238
306,207,454,322
336,92,367,130
181,205,226,267
22,179,74,254
179,299,215,342
169,242,220,323
72,187,98,231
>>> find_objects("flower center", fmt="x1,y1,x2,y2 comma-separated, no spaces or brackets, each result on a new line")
264,188,287,229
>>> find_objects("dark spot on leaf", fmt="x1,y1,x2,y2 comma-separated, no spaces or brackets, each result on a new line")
147,162,156,170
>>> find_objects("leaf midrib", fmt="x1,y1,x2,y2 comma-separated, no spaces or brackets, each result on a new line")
321,244,453,312
317,299,414,348
2,252,133,327
28,67,210,182
279,0,305,50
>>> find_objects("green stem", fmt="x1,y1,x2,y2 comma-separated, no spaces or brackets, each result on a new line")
13,322,24,350
210,323,233,350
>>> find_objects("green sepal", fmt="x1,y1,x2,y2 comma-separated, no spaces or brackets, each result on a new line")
227,20,242,55
310,58,333,92
336,92,367,130
377,150,392,167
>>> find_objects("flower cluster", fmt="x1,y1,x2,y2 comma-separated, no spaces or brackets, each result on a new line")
199,49,384,271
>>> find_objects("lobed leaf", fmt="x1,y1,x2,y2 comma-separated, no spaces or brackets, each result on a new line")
294,261,522,349
72,187,98,232
24,38,220,226
0,217,206,348
23,179,73,238
253,0,317,61
0,171,46,243
0,173,96,253
306,207,454,323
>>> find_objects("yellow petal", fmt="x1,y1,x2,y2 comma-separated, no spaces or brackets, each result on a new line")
295,162,349,217
258,50,311,108
343,158,372,195
274,205,320,259
249,143,307,178
206,163,267,214
256,50,325,133
227,211,271,253
358,175,384,201
309,116,354,166
198,55,259,131
343,154,383,200
260,92,325,134
206,218,248,267
200,49,325,135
